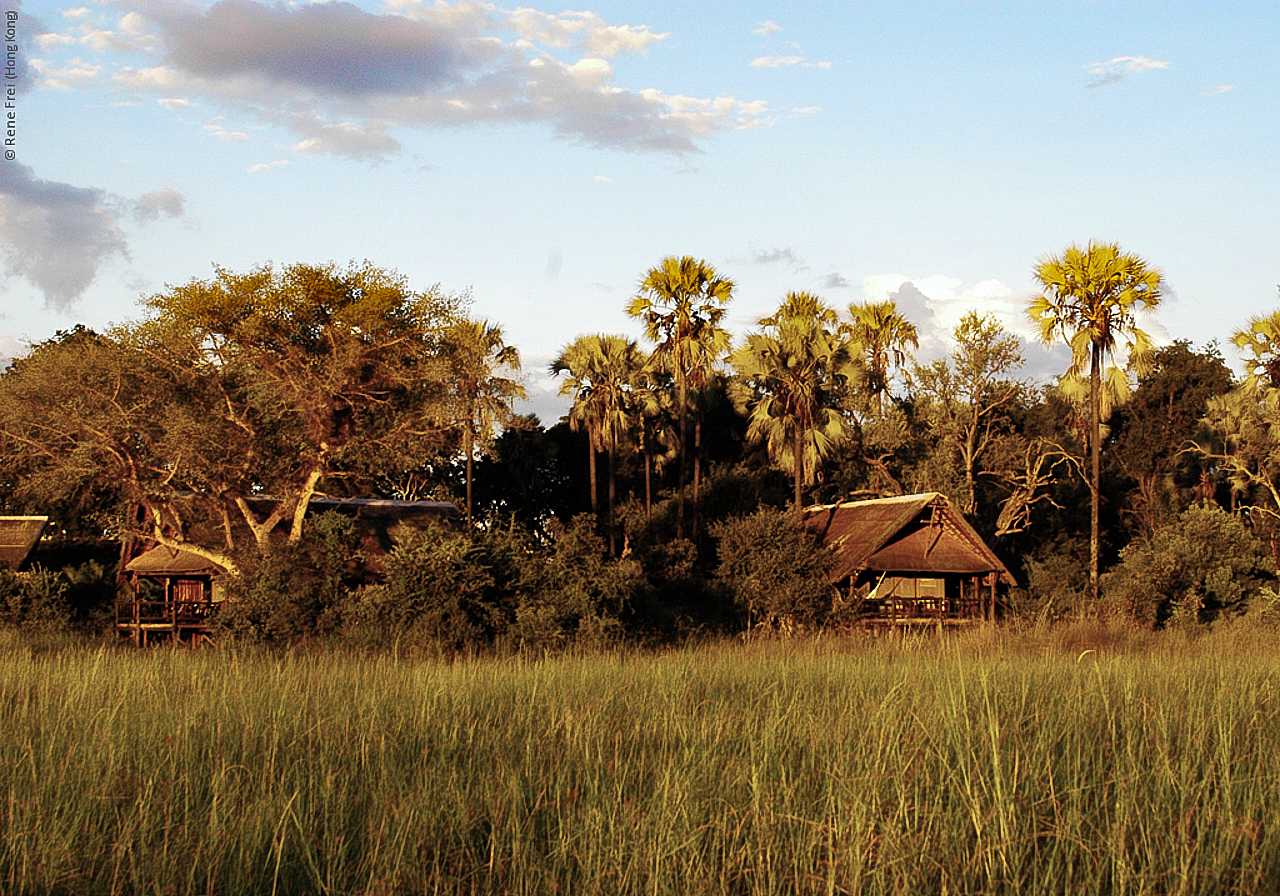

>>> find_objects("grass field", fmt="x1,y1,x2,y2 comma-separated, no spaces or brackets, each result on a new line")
3,624,1280,895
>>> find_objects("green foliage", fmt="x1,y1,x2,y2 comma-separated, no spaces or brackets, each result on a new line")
1102,505,1275,627
0,568,71,632
511,516,643,651
712,507,834,631
1008,536,1091,623
215,512,362,644
345,524,507,652
729,292,857,515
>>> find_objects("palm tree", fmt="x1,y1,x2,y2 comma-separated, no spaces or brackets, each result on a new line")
627,256,734,539
444,317,525,529
631,357,677,524
551,334,647,554
730,292,858,519
1029,241,1163,602
844,300,918,418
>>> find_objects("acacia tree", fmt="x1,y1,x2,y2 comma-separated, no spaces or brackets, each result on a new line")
627,256,734,539
0,262,462,573
912,311,1025,514
0,326,246,571
1029,241,1163,602
729,292,858,519
443,316,525,528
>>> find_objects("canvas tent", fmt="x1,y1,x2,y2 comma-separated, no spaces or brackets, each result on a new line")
0,516,48,570
804,493,1014,622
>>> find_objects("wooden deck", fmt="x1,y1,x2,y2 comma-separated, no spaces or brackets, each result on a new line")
116,599,217,646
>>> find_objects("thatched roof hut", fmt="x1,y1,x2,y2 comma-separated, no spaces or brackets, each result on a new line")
803,493,1014,621
0,516,48,570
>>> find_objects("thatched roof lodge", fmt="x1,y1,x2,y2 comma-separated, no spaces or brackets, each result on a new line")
803,493,1014,623
0,516,48,571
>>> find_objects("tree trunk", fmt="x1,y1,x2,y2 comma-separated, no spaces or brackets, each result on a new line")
692,416,702,540
587,432,598,517
288,467,323,544
676,372,687,539
644,442,652,524
1090,342,1102,605
793,436,804,522
464,425,474,529
608,445,617,556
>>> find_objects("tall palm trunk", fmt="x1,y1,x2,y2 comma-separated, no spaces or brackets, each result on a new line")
676,372,687,539
644,440,653,524
793,433,805,522
587,431,598,517
692,416,702,540
464,425,474,529
607,445,617,556
1090,342,1102,603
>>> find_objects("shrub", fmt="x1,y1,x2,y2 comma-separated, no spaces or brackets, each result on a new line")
510,515,643,651
215,512,363,644
711,508,834,632
0,567,71,632
1102,505,1276,628
348,524,509,653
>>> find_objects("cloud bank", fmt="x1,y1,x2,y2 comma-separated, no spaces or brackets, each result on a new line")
41,0,773,160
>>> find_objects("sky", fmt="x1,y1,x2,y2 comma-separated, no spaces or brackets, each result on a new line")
1,0,1277,422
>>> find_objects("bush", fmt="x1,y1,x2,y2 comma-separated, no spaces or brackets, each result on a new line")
1102,505,1276,628
510,515,643,651
1008,535,1091,623
346,524,509,653
0,567,72,632
711,508,834,632
214,512,363,644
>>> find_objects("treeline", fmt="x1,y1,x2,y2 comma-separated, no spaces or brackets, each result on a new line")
2,249,1280,646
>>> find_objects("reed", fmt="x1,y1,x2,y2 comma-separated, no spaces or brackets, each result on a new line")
2,629,1279,894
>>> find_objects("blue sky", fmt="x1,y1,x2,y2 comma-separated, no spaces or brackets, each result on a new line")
2,0,1277,420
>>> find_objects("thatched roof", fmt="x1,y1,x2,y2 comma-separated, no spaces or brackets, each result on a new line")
0,516,48,570
126,545,224,577
803,493,1015,585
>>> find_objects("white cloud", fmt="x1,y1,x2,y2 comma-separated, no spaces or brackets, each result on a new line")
750,55,832,71
68,0,768,160
593,175,613,183
753,21,781,36
0,334,25,369
0,163,129,311
504,8,667,57
30,57,101,90
1202,84,1235,96
203,119,251,141
751,55,804,69
134,186,186,222
248,160,290,173
1085,55,1171,87
158,96,192,109
862,273,1039,351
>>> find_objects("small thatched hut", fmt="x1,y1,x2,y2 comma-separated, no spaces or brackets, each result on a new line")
119,545,225,645
804,493,1014,623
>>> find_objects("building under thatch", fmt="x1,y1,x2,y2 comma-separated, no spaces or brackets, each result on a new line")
804,493,1015,623
119,545,225,646
0,516,48,571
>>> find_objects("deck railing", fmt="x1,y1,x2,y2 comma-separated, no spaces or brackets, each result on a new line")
116,599,216,629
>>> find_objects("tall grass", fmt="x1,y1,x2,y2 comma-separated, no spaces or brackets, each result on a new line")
2,627,1280,894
